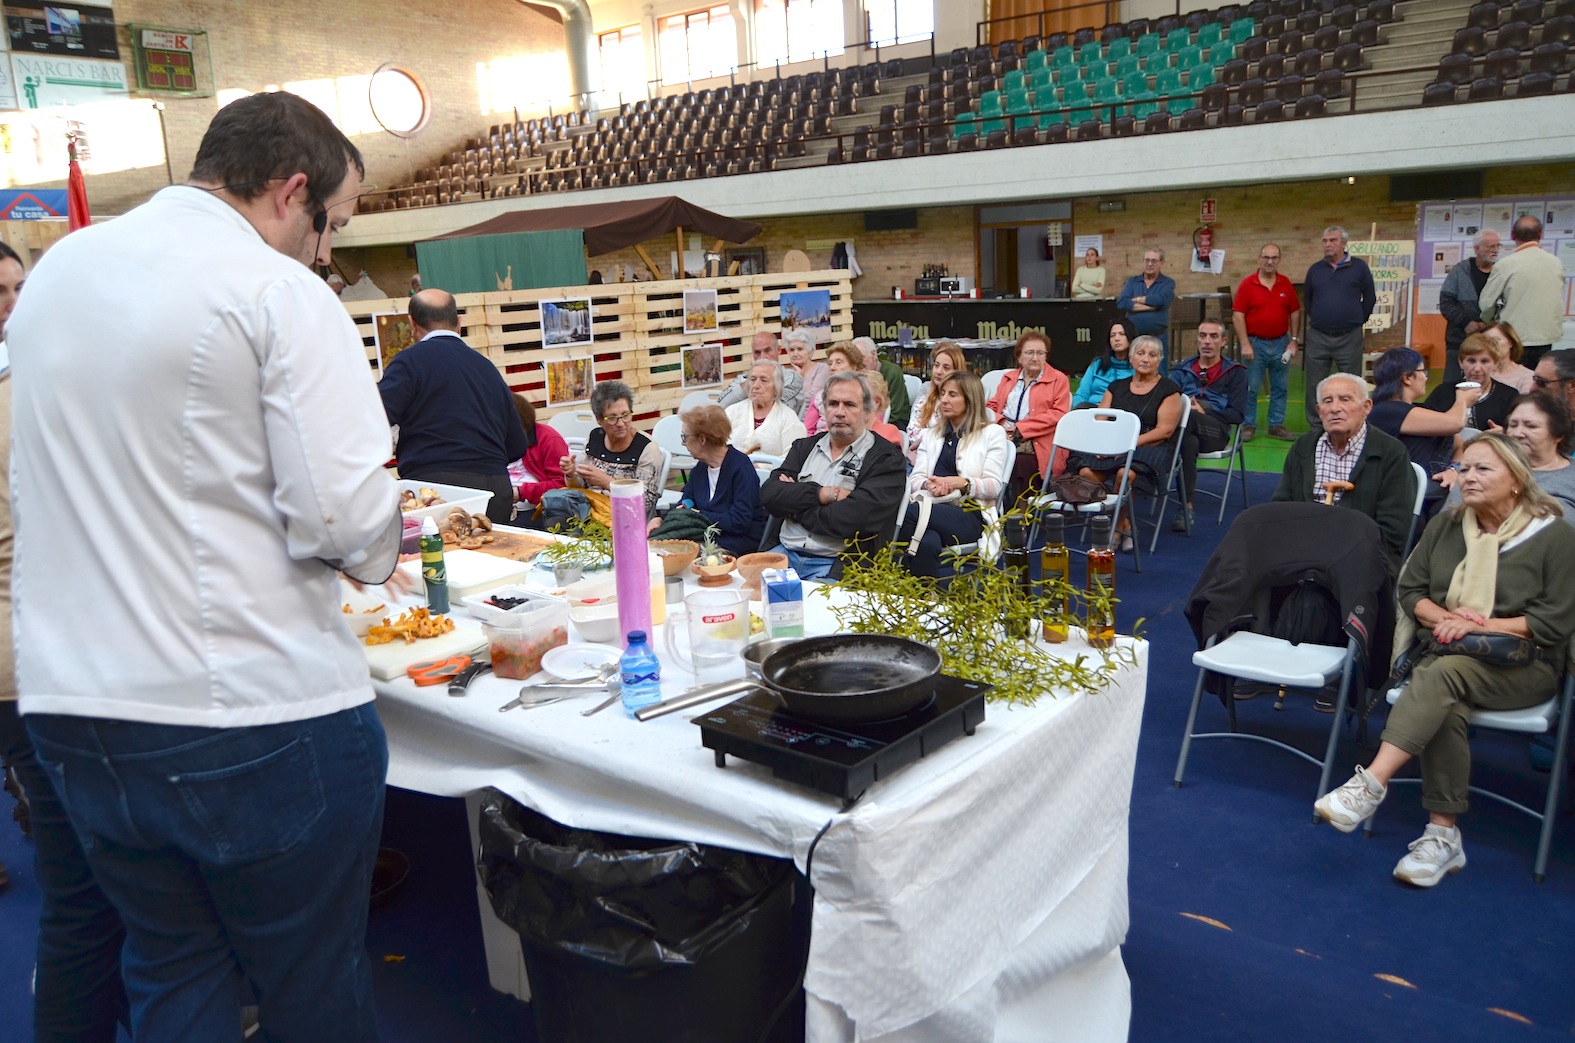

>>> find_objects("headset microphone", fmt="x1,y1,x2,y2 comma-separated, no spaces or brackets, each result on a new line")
313,209,328,234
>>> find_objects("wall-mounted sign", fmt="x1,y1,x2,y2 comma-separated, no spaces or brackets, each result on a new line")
0,187,66,218
1200,198,1218,224
133,25,197,92
11,52,126,107
5,2,118,59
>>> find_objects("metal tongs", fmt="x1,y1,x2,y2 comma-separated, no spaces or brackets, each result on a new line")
498,662,619,712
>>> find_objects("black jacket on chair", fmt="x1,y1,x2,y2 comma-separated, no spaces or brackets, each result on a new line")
1186,502,1396,694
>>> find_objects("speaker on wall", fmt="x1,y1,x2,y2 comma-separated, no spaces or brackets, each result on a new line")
864,209,919,231
1389,171,1483,202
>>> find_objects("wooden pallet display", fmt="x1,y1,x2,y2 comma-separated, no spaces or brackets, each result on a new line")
344,293,490,373
473,286,636,416
757,272,855,347
626,275,757,418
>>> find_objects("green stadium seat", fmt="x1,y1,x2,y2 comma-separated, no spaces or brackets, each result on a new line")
1081,60,1109,81
953,111,976,139
1229,18,1255,45
1113,54,1142,79
1007,89,1035,131
1165,27,1191,51
1208,41,1235,67
1184,63,1215,88
1004,69,1027,93
1025,48,1049,73
1123,71,1155,100
1107,37,1132,60
980,90,1006,134
1092,76,1122,114
1029,67,1056,93
1154,66,1185,98
1131,100,1159,120
1135,33,1161,60
1175,44,1204,70
1061,79,1091,107
1197,22,1223,49
1051,45,1076,69
1078,41,1103,65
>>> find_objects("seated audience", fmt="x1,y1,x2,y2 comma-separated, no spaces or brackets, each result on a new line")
867,379,905,446
804,342,863,434
1166,319,1248,533
726,360,807,457
1483,320,1536,393
1315,432,1575,888
986,330,1071,496
760,372,907,580
543,380,664,528
1071,318,1137,409
718,331,806,416
1446,391,1575,519
782,328,827,421
1370,347,1481,505
1533,348,1575,416
906,341,967,460
1274,372,1416,563
508,393,568,522
1421,333,1516,432
649,405,765,556
1065,336,1182,553
855,336,911,428
897,371,1014,576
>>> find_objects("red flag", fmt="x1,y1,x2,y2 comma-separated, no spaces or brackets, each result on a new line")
67,137,89,232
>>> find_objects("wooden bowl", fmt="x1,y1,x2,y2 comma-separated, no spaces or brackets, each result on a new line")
736,551,789,594
691,554,737,587
649,539,699,576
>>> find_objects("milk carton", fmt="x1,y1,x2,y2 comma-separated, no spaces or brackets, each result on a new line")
763,568,805,639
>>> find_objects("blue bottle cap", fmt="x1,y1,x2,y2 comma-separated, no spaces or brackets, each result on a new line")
627,630,647,643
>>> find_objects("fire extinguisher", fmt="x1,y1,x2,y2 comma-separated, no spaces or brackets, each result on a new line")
1193,226,1214,265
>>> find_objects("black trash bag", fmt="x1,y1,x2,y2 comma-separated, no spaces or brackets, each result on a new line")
477,789,790,971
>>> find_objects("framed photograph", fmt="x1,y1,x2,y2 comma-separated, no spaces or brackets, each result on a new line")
681,343,724,388
541,297,594,348
777,288,833,343
728,248,765,276
683,289,719,334
545,356,595,407
372,312,417,373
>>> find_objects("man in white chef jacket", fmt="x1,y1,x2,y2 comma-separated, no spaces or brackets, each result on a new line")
8,92,401,1041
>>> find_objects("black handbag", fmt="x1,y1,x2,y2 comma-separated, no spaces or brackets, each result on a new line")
1387,631,1544,690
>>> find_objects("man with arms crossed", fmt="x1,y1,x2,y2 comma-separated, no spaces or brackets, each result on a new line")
10,93,402,1041
1302,226,1376,430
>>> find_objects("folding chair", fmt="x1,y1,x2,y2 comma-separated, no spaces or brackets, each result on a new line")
1175,503,1394,812
1147,396,1192,555
1027,408,1142,572
1194,419,1249,523
1402,462,1428,556
546,409,598,453
652,413,696,473
748,452,782,485
654,447,680,512
1364,637,1575,881
679,389,725,412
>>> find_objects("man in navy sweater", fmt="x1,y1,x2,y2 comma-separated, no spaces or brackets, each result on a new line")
1302,226,1376,430
379,289,527,522
1167,320,1249,533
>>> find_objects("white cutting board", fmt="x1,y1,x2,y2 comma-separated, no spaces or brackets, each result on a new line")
396,549,532,602
363,617,487,681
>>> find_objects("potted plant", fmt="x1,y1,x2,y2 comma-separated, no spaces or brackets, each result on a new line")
690,525,737,586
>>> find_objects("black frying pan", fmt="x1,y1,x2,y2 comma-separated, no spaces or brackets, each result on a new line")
759,634,941,723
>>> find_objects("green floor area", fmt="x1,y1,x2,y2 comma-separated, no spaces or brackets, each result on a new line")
1234,363,1309,476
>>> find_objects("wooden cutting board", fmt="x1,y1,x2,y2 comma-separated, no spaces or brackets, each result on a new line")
465,530,555,564
363,618,487,681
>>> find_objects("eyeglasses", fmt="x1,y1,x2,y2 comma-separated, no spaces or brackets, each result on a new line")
679,431,691,443
1413,368,1428,376
1259,254,1280,261
1532,375,1569,390
601,412,633,425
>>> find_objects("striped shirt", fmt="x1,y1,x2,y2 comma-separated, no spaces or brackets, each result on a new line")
1312,423,1367,504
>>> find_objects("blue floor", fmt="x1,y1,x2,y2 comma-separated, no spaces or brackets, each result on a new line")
3,470,1575,1041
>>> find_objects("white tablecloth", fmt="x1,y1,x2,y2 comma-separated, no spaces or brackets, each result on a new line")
376,583,1145,1042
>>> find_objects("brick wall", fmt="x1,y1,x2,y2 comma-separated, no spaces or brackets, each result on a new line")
60,0,565,216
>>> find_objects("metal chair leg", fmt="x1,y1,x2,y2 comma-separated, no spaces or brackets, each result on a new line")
1534,681,1574,882
1315,647,1359,820
1174,668,1210,787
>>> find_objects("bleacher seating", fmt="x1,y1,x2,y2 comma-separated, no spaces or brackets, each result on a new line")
351,0,1549,215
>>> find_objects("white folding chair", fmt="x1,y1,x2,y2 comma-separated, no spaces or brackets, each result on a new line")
680,389,725,412
1146,396,1193,555
980,368,1009,402
749,453,783,485
547,410,598,453
654,447,681,512
1026,408,1143,572
1364,638,1575,882
652,413,696,473
1194,420,1250,523
902,374,923,413
1402,462,1428,556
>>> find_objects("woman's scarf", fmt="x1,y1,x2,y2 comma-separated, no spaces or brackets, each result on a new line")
1444,504,1532,615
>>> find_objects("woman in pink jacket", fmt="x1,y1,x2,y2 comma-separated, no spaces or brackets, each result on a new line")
509,394,569,521
985,330,1071,496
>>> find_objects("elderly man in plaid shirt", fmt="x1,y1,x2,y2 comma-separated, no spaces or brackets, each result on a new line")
1273,372,1416,565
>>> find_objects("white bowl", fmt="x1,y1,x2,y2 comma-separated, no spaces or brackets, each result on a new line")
568,597,622,644
339,586,393,638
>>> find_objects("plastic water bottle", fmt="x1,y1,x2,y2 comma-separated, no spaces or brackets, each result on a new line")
620,630,662,718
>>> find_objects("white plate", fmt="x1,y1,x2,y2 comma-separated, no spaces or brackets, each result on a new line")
542,643,622,679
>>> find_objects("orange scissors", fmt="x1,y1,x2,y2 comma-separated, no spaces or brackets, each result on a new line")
407,654,474,687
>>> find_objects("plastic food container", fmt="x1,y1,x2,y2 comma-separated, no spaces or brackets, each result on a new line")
483,601,570,680
460,585,558,623
569,596,622,644
397,479,494,526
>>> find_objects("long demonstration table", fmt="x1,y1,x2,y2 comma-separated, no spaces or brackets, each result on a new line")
375,579,1146,1042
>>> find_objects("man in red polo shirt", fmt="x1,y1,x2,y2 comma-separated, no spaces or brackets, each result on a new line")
1232,243,1302,442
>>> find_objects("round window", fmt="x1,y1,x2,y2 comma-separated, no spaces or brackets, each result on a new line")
369,65,429,136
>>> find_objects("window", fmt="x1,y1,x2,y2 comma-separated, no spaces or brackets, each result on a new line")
756,0,844,67
599,25,646,103
865,0,933,47
369,66,429,136
659,6,736,85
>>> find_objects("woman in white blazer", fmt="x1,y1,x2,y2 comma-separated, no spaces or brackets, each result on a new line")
897,370,1015,576
726,360,808,458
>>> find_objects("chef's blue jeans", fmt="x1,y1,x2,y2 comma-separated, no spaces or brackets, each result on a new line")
0,700,127,1042
26,703,387,1043
1244,334,1290,428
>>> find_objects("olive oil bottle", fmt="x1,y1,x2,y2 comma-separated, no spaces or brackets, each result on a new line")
1086,517,1116,648
1040,514,1069,643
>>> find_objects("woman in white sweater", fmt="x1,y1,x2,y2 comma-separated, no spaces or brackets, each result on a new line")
726,360,807,458
897,370,1014,576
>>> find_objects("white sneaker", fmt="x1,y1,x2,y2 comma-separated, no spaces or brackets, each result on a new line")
1393,824,1466,888
1314,765,1387,832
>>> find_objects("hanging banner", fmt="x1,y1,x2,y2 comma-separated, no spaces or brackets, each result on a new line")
1346,239,1414,338
0,187,65,218
4,2,118,59
10,52,126,106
